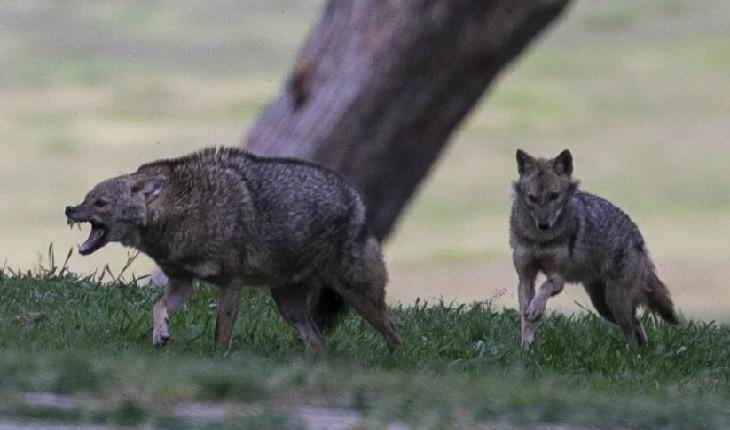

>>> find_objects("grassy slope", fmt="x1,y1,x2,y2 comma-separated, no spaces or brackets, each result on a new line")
1,273,729,428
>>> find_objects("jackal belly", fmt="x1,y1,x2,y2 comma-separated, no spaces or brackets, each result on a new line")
157,255,278,287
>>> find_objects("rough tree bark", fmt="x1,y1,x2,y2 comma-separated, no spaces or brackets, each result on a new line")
244,0,571,241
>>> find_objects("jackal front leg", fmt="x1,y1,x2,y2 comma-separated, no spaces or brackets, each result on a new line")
516,265,537,347
153,277,193,347
214,284,243,351
526,274,565,323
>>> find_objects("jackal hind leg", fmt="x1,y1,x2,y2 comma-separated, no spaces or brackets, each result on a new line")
584,281,616,323
214,284,243,351
152,277,193,348
334,280,401,352
334,239,400,352
604,280,646,346
271,283,326,356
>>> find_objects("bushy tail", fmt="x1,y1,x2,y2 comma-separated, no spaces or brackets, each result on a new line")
646,271,679,324
311,286,348,333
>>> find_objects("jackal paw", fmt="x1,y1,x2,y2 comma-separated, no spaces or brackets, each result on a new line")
521,332,535,348
521,324,536,348
525,301,546,323
152,323,170,348
153,332,170,348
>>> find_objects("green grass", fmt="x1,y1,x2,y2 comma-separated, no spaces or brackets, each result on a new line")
2,271,729,428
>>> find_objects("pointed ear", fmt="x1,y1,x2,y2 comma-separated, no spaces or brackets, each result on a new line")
131,174,166,202
553,149,573,177
516,149,536,176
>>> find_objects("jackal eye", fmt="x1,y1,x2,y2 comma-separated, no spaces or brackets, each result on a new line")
548,192,560,201
93,198,110,208
527,194,539,204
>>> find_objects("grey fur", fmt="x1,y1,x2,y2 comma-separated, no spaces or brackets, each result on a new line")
66,147,401,353
510,149,678,347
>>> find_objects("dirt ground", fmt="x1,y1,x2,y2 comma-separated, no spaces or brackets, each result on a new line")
0,391,607,430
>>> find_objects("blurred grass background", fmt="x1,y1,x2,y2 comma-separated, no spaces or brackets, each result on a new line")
1,0,729,320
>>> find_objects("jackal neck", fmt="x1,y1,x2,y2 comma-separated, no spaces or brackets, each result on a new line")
137,206,185,260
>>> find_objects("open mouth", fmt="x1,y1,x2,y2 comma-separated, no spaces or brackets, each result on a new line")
67,219,109,256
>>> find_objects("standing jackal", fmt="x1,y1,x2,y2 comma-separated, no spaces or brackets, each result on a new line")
65,147,401,353
509,149,678,347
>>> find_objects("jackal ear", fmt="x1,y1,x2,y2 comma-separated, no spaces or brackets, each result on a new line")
516,149,536,176
131,174,166,202
553,149,573,177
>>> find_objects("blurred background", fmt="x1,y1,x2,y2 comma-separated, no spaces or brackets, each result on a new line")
1,0,728,320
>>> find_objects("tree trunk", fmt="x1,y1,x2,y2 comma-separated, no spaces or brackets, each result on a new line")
244,0,571,241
